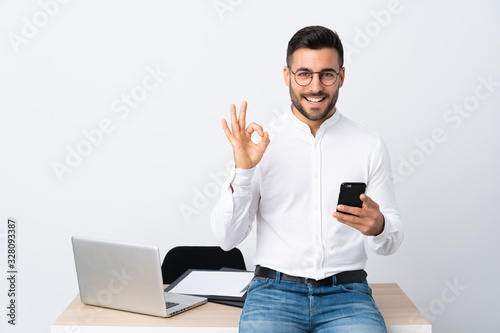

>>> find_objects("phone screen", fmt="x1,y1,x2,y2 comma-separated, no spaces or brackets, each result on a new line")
336,182,366,216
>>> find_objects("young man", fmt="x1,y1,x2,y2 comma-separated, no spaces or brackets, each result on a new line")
211,26,403,332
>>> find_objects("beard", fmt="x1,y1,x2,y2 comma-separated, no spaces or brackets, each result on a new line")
289,84,339,121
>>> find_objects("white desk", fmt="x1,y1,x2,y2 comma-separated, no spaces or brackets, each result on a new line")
51,283,431,333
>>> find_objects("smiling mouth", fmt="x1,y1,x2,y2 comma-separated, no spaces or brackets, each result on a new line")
304,96,326,103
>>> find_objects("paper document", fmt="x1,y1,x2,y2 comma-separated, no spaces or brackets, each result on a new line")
168,270,254,298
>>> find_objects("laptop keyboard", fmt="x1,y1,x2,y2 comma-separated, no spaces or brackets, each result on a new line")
165,301,179,309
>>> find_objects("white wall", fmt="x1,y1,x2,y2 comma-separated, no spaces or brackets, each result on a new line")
1,0,499,332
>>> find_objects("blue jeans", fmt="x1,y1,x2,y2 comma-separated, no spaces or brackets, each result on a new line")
239,272,386,333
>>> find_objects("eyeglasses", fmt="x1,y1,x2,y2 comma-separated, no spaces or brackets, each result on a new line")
287,66,341,86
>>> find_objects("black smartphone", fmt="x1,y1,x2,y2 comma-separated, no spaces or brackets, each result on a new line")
336,182,366,216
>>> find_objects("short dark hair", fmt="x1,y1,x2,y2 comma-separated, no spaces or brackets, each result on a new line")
286,26,344,68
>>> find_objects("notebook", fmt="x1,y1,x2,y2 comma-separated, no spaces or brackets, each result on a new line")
71,236,207,317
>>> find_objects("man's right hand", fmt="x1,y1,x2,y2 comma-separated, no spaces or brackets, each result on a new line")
221,101,270,170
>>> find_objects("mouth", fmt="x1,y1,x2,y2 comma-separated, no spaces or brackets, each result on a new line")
304,95,327,105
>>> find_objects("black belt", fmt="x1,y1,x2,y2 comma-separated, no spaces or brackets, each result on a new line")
255,265,367,286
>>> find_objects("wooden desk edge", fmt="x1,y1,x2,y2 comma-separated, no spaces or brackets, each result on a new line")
52,283,431,328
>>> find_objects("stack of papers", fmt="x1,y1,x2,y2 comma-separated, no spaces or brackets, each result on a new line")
165,269,254,307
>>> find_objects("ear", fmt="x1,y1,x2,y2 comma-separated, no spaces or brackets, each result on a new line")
283,66,290,87
338,67,345,88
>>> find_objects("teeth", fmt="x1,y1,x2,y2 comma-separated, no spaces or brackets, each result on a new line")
306,97,325,103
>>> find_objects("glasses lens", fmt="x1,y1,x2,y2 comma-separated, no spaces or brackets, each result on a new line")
319,71,337,86
295,70,312,86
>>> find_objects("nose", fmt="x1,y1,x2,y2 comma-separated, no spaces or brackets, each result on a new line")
309,73,323,92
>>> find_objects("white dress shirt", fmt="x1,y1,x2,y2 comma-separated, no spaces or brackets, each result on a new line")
211,109,403,280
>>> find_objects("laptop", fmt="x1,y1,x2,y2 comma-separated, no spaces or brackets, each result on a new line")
71,236,207,317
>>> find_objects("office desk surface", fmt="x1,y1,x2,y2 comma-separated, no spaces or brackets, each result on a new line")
51,283,431,333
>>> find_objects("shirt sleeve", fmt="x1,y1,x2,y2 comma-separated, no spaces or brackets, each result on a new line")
210,164,260,251
366,139,404,255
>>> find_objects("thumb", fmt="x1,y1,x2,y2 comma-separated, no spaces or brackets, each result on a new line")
360,194,377,209
257,132,271,150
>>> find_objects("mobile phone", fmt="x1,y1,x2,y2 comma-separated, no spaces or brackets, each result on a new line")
336,182,366,216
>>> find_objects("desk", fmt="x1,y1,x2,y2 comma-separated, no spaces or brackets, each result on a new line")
51,283,431,333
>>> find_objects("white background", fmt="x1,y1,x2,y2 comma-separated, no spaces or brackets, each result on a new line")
1,0,499,332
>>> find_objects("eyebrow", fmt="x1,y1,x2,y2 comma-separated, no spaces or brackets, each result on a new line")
295,66,338,72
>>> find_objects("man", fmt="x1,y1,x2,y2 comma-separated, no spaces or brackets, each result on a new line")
211,25,403,332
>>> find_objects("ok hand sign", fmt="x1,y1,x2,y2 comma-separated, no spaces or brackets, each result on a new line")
221,101,270,170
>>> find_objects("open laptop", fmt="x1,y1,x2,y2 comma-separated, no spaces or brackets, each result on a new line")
71,236,207,317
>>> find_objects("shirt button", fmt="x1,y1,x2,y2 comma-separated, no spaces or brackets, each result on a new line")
314,204,319,210
314,173,319,178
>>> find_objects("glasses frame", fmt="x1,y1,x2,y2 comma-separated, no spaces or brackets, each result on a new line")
287,66,342,87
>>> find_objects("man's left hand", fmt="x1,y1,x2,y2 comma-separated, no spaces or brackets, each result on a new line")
332,194,385,236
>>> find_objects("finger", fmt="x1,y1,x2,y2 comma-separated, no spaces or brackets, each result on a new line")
246,122,265,137
229,104,240,135
335,215,372,236
336,204,362,217
221,119,235,141
238,101,247,131
333,211,362,226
